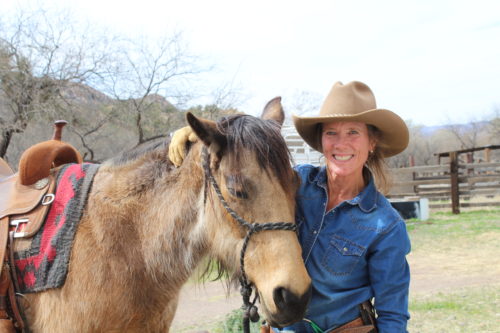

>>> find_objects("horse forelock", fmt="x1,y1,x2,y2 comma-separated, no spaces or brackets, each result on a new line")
217,115,295,194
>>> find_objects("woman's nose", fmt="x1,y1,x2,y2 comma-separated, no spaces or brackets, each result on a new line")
333,133,349,147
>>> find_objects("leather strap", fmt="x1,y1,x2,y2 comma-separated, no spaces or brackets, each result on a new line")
0,266,10,319
0,217,16,332
0,217,9,272
6,266,24,332
8,232,21,301
260,317,374,333
328,317,375,333
0,217,26,332
260,323,271,333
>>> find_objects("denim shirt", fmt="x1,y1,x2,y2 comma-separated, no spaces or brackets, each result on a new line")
276,164,410,333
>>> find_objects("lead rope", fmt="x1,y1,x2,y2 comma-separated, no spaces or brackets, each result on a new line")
201,147,297,333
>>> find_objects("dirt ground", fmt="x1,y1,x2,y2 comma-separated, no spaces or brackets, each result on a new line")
170,281,242,332
171,230,500,332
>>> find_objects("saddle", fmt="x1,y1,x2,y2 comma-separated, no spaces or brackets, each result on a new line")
0,121,82,332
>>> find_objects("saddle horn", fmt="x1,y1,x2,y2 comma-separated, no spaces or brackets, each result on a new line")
52,120,68,141
18,120,83,186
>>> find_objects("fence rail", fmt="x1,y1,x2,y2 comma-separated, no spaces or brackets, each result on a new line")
389,162,500,212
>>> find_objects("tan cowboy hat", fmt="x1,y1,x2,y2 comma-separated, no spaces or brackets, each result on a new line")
292,81,409,157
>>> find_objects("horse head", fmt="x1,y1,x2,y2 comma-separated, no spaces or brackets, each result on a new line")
186,98,312,328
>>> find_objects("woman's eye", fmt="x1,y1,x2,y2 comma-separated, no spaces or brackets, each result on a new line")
325,131,337,136
349,130,359,135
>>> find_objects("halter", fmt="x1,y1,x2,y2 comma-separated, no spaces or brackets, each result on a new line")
201,146,297,333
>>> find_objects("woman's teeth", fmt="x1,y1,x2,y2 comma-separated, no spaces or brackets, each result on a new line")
334,155,352,161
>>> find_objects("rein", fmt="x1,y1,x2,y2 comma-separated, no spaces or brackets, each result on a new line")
201,147,297,333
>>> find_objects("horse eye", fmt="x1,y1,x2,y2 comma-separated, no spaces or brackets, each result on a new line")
225,174,250,199
227,187,249,199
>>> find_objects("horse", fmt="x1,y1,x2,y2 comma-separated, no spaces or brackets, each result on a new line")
20,98,312,332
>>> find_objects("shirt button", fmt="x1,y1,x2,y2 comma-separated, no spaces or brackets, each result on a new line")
313,230,317,234
343,247,348,252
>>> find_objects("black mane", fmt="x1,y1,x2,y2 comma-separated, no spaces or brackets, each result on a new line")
217,114,294,192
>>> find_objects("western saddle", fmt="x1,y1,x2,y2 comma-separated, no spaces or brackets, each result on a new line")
0,121,82,332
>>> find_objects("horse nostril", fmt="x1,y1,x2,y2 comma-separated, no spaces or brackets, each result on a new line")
273,286,291,310
270,285,312,325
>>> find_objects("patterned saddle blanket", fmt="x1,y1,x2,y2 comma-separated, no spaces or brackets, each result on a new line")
14,163,99,293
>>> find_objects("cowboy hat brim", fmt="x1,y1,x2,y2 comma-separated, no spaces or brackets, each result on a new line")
292,108,409,158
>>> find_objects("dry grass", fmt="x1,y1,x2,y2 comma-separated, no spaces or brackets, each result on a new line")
407,209,500,332
408,285,500,333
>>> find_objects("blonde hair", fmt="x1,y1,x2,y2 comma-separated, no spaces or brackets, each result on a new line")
365,125,392,195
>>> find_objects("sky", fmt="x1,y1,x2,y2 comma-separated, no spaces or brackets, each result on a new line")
3,0,500,126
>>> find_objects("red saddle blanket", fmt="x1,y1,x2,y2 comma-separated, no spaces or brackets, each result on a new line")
14,163,99,293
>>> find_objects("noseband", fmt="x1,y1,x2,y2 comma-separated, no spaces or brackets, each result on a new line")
202,147,297,332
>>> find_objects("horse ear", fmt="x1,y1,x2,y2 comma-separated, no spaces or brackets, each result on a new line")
261,96,285,127
186,112,226,154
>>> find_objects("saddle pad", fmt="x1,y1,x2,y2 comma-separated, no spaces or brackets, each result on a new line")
14,163,100,293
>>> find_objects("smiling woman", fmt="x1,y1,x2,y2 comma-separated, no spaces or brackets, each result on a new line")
285,81,411,333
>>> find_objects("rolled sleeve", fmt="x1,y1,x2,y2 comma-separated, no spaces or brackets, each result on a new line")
368,220,411,333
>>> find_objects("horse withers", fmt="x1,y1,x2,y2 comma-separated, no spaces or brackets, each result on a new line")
21,98,311,332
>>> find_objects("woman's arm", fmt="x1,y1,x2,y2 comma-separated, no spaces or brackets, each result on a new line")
368,220,411,332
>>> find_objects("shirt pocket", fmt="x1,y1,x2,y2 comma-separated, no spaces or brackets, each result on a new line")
321,235,366,276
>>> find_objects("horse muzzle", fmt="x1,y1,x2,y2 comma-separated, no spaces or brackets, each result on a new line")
263,284,312,328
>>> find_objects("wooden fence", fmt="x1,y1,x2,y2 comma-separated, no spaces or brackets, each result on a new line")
388,162,500,212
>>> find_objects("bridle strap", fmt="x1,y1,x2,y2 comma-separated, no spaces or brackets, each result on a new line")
201,147,297,333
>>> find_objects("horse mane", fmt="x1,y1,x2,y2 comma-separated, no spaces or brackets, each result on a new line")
217,114,295,194
108,136,171,166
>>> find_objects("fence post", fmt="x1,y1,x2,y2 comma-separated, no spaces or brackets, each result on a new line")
450,151,460,214
484,148,491,162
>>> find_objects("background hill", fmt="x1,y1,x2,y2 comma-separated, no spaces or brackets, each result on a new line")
1,81,238,167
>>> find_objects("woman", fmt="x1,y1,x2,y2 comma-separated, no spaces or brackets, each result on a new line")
169,81,411,333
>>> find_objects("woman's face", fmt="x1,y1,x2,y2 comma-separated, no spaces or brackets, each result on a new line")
321,121,375,180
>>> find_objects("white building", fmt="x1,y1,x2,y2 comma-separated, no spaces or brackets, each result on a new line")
282,125,323,167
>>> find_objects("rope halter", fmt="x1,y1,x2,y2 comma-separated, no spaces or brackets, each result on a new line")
201,147,297,332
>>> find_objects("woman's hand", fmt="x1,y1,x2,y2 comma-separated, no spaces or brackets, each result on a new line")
168,126,198,167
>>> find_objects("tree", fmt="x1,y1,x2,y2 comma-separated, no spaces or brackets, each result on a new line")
103,34,205,146
444,122,481,150
288,90,322,117
387,121,437,168
488,106,500,144
0,5,226,164
0,6,116,159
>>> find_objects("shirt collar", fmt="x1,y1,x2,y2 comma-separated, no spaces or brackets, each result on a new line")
312,166,378,213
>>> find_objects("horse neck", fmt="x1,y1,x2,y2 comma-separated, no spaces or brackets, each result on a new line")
91,145,209,286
